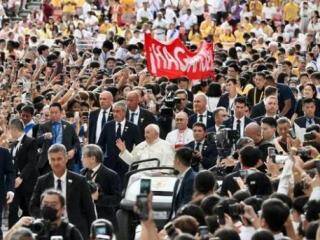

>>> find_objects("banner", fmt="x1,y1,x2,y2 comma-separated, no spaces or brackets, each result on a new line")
144,33,214,80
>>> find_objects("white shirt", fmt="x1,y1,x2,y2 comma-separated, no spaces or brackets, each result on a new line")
119,138,175,168
53,171,68,219
233,116,245,137
115,119,126,136
137,8,153,22
25,120,35,138
128,107,140,125
96,108,111,143
115,47,128,61
165,128,194,147
165,7,179,25
239,226,256,240
90,163,101,181
207,0,226,13
197,110,208,126
153,18,168,41
179,13,198,30
12,134,24,158
166,28,179,41
190,0,205,16
164,0,179,8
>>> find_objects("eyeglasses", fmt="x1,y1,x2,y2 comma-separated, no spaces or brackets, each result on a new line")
175,118,185,121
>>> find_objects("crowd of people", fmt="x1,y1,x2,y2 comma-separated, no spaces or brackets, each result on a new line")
1,0,320,239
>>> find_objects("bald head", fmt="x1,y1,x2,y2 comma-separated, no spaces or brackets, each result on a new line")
244,122,262,144
175,111,188,130
99,91,113,110
126,90,140,111
145,124,160,144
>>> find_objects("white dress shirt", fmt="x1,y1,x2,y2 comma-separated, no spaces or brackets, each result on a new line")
96,108,111,143
119,138,175,168
115,119,126,136
179,13,198,30
233,116,245,137
12,133,24,158
53,171,68,219
165,128,194,147
129,107,140,125
197,110,208,126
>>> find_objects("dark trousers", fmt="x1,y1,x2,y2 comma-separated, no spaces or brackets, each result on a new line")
0,203,3,240
8,187,32,228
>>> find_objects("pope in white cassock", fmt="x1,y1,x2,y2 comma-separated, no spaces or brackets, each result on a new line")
116,124,175,168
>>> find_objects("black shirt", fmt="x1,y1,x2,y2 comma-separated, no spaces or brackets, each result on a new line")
48,221,83,240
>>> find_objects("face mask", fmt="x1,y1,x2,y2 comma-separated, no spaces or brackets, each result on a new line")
41,205,58,222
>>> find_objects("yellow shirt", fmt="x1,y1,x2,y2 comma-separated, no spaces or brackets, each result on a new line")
62,0,76,14
249,0,263,17
286,55,299,67
121,0,135,13
219,33,236,43
51,0,61,8
214,27,222,43
283,2,299,22
188,31,202,46
262,25,274,37
234,30,245,44
200,20,215,38
76,0,85,7
242,22,253,32
99,22,113,34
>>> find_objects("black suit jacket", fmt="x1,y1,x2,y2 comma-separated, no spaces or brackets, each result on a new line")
186,140,218,170
188,111,214,129
126,108,156,139
0,147,14,204
88,109,113,144
169,168,196,219
98,120,142,178
223,116,253,130
36,120,80,171
81,165,121,225
30,171,96,239
250,101,266,119
10,135,39,193
294,116,320,128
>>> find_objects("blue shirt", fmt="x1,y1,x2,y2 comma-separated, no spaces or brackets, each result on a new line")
52,121,62,144
277,83,296,118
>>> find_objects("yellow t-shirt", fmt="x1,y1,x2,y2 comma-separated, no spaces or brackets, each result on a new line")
242,22,253,32
188,31,202,46
62,0,76,14
219,33,236,43
51,0,61,8
234,30,245,44
120,0,135,13
283,2,299,22
200,20,215,38
249,0,263,17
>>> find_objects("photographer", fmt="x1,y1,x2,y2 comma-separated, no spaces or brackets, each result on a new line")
220,145,261,196
9,189,83,240
186,122,218,170
81,144,121,229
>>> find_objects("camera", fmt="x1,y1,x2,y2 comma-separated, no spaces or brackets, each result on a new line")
27,219,51,240
305,132,316,141
159,91,181,118
87,180,98,193
297,147,311,159
268,147,276,163
199,226,210,240
207,126,239,158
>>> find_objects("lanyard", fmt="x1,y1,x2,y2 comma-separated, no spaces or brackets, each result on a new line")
253,88,264,106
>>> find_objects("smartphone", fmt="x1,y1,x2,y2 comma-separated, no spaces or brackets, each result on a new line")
136,194,149,220
140,179,151,195
199,226,210,240
268,147,276,163
50,237,63,240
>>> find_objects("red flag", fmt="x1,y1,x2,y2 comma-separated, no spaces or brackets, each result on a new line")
144,33,214,80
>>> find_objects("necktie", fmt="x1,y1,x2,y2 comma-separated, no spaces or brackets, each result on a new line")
86,169,94,180
199,114,203,123
101,110,107,129
53,122,60,144
195,142,201,152
130,112,135,123
236,119,241,134
56,179,62,191
116,122,122,139
308,118,313,125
